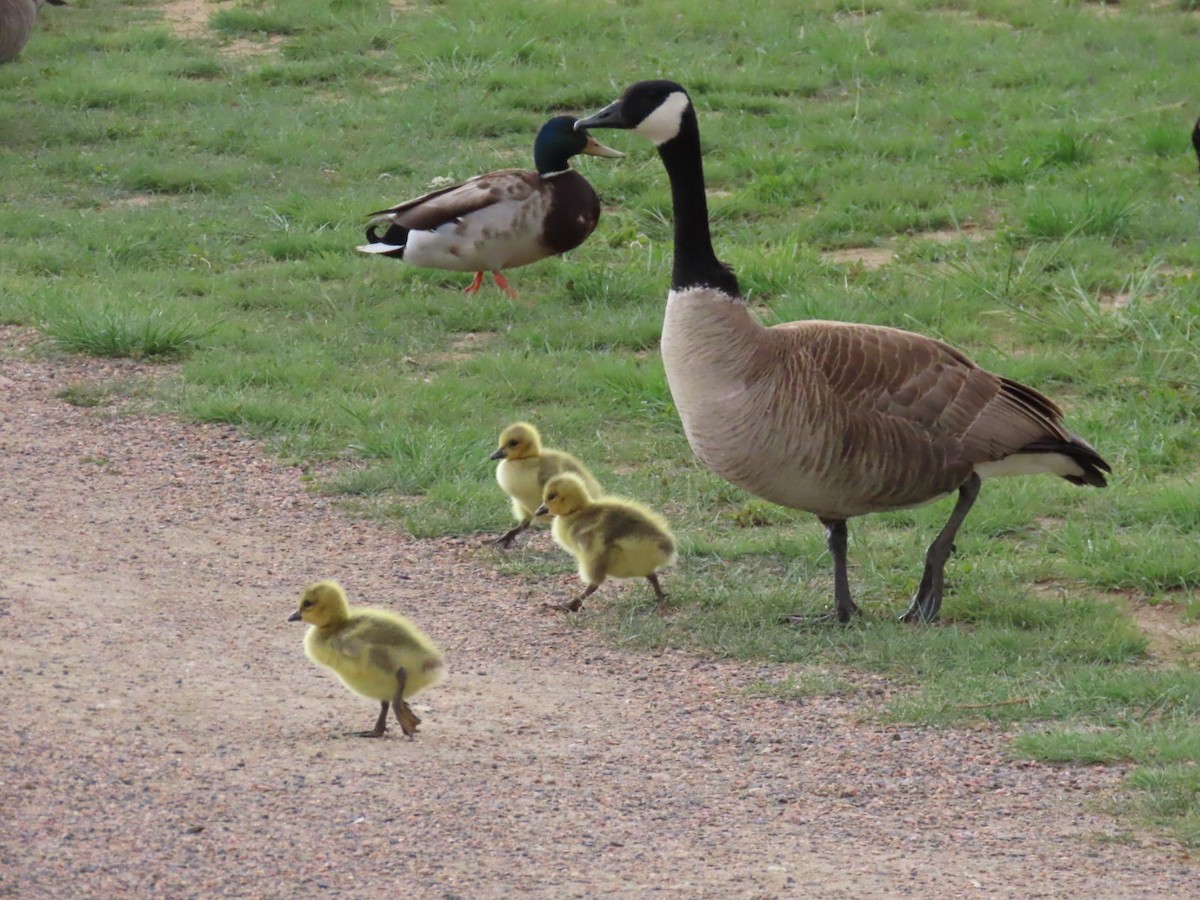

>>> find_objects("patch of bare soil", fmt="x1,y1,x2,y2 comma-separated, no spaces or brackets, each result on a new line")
822,227,992,270
2,327,1198,897
1123,597,1200,669
160,0,282,58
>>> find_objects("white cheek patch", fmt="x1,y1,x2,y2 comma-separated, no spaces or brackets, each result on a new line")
634,91,690,145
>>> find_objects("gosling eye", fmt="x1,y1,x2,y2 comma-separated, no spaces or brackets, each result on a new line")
301,600,314,609
507,439,519,447
546,492,557,501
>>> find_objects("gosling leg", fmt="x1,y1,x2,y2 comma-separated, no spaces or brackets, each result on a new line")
646,573,669,613
391,666,421,740
552,583,598,613
900,473,981,624
349,701,389,738
493,519,531,549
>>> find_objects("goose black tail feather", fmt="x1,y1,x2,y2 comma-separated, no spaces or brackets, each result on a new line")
1018,438,1111,488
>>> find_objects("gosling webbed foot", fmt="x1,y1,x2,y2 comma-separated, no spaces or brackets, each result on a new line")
390,666,420,740
347,700,390,738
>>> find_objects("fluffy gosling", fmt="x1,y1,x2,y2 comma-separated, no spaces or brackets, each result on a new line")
535,473,677,612
288,580,445,739
489,422,602,548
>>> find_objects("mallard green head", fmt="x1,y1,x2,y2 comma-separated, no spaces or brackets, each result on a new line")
533,115,624,175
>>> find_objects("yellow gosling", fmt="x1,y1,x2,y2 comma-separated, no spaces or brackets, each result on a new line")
489,422,601,548
287,580,445,739
535,473,677,612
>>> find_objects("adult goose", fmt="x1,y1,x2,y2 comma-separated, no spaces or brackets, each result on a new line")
357,116,623,299
0,0,66,65
575,80,1111,624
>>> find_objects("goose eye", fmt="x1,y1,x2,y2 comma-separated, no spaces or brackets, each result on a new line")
301,600,313,609
508,439,519,447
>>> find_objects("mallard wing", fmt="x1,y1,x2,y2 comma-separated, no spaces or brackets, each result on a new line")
370,170,540,231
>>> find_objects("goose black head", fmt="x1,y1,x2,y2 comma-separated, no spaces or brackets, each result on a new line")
575,80,694,147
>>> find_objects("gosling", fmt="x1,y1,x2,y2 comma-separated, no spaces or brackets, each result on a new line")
287,580,445,739
536,473,677,612
490,422,602,548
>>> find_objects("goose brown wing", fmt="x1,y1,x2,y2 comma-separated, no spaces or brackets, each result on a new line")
370,170,540,231
786,322,1075,463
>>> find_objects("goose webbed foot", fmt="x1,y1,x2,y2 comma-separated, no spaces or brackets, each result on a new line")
898,474,980,625
779,608,858,628
899,571,944,624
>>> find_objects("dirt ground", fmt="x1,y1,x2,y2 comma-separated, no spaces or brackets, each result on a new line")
2,330,1199,898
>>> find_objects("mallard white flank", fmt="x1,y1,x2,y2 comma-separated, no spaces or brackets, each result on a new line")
357,116,623,299
576,80,1111,624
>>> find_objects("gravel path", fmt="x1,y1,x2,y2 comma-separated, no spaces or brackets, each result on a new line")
2,330,1196,898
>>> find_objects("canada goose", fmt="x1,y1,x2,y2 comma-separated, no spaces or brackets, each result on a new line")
0,0,66,65
357,116,624,298
535,473,677,612
489,421,602,548
287,580,445,738
576,80,1111,624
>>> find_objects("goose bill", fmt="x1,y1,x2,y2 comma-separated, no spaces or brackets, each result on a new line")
575,102,628,131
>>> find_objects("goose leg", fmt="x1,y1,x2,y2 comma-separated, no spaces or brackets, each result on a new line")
391,666,421,740
491,271,519,299
901,473,981,624
463,271,485,294
349,701,390,738
824,518,859,623
781,518,858,625
493,518,531,548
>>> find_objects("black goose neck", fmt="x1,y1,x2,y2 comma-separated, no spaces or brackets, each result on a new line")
657,110,740,296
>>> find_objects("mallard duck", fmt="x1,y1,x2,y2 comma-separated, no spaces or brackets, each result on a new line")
356,115,623,298
575,80,1110,624
287,580,445,739
535,473,676,612
490,421,602,548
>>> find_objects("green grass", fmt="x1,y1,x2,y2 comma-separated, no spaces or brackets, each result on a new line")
3,0,1200,845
